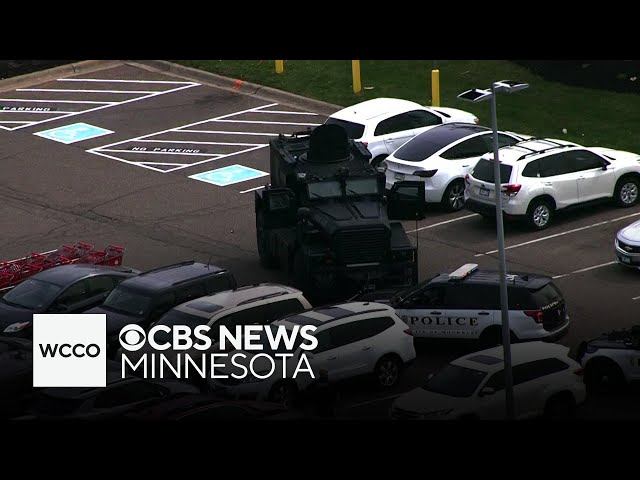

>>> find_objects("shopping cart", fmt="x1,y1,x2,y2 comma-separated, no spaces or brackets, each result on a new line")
0,242,126,291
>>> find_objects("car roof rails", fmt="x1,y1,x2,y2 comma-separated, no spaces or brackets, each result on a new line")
514,137,578,161
448,263,478,281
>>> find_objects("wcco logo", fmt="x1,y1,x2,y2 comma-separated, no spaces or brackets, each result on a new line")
33,314,106,388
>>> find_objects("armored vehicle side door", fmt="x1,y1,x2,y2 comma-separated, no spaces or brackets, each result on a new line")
386,181,426,221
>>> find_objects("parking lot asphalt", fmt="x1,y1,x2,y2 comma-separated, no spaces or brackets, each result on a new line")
2,61,638,419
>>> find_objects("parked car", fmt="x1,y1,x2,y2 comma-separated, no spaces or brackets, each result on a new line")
614,219,640,269
390,341,586,420
574,325,640,393
118,283,313,385
464,138,640,230
382,123,528,211
207,301,416,407
372,263,569,347
0,337,35,419
324,98,479,168
83,261,237,354
126,395,296,420
15,373,199,420
0,264,138,337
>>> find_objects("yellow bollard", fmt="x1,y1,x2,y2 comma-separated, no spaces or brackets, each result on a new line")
275,60,284,74
352,60,362,94
431,69,440,106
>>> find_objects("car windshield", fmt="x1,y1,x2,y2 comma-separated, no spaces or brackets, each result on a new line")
345,177,380,196
2,279,62,310
422,364,487,397
154,310,210,344
324,118,365,140
307,181,342,199
102,286,153,317
256,326,305,355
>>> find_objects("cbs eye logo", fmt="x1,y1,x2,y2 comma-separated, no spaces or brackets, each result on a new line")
119,325,147,352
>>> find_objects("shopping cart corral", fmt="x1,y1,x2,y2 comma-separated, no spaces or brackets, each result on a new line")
0,243,126,293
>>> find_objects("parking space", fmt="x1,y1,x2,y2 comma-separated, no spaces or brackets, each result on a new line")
2,61,639,420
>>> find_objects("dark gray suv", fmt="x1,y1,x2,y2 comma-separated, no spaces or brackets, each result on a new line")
0,264,138,337
84,261,237,353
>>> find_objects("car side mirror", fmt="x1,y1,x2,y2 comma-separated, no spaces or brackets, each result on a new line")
479,386,496,397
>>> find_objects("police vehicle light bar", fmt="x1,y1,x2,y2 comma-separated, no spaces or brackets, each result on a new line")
448,263,478,281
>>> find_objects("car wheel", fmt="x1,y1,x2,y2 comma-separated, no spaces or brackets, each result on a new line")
526,198,553,230
615,176,640,207
584,359,626,394
256,210,277,268
544,393,576,419
442,180,466,212
371,155,388,169
268,381,298,408
375,355,402,389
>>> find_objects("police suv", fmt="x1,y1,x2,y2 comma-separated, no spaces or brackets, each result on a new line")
382,264,570,346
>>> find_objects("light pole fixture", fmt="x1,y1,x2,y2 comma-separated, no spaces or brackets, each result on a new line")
457,79,529,420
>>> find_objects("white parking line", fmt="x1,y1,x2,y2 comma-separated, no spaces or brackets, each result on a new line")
88,103,280,173
16,88,161,94
136,140,264,146
58,78,195,85
6,82,199,131
476,211,640,257
99,149,224,156
407,213,479,233
0,98,116,104
215,119,321,126
240,185,266,194
632,296,640,301
552,261,617,279
0,110,74,114
176,129,280,136
256,110,318,115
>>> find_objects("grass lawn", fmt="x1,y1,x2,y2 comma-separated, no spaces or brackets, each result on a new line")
175,60,640,154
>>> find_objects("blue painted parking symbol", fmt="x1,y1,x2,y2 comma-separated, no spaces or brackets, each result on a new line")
189,164,269,186
34,122,114,144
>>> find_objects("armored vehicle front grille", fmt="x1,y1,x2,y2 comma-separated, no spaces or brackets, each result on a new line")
334,227,389,264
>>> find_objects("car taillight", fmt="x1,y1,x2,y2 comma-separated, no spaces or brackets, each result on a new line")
413,169,438,178
464,174,471,185
524,310,544,323
404,328,414,336
573,368,584,376
362,142,368,146
501,184,522,196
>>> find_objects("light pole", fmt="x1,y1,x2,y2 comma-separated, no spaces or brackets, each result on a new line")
458,80,529,420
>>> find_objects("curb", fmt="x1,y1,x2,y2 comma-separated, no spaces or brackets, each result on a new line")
126,60,344,116
0,60,123,93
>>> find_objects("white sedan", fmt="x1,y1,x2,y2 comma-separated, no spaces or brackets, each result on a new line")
382,124,528,211
390,341,586,420
324,98,478,168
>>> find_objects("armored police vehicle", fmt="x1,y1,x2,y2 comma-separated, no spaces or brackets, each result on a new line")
254,124,425,301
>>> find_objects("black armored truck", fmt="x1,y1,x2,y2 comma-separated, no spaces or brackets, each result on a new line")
254,124,426,302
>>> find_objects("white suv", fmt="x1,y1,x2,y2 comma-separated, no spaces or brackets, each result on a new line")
324,98,478,168
465,138,640,230
391,341,586,420
382,263,570,346
207,301,416,406
117,283,313,372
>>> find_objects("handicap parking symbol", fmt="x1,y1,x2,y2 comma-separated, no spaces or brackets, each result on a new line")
189,164,269,187
34,122,114,144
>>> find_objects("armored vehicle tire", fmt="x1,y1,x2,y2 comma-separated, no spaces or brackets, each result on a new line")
256,210,277,268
